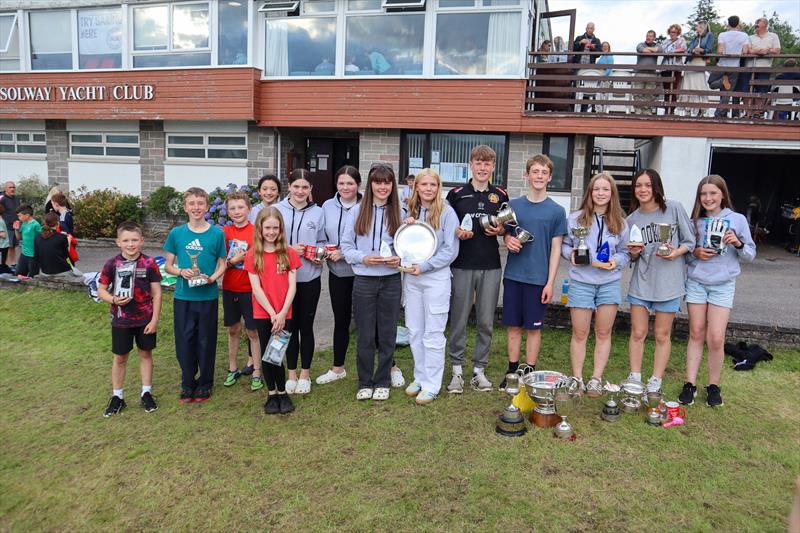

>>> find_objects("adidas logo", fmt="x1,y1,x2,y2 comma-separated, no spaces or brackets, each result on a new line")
185,239,203,251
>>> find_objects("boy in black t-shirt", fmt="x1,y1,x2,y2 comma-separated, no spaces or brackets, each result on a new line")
97,221,163,417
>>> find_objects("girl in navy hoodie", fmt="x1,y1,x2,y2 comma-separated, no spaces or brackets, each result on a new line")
275,169,326,395
680,175,755,408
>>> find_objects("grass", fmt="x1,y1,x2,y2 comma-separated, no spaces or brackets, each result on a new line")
1,287,798,532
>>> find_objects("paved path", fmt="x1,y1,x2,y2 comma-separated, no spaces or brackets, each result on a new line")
73,241,800,349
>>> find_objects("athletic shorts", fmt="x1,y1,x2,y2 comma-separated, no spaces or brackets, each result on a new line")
627,295,681,314
502,278,547,330
222,289,257,329
567,278,622,309
112,325,156,355
685,278,736,309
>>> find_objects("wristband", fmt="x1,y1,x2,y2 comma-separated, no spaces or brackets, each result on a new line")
734,242,744,250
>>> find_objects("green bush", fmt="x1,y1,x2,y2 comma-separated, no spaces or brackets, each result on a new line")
15,175,50,217
72,187,143,239
147,185,184,218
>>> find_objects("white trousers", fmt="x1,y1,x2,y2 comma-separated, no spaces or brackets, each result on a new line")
404,268,451,395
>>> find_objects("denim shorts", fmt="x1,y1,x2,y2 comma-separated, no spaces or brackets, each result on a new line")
567,279,621,309
627,295,681,314
685,278,736,309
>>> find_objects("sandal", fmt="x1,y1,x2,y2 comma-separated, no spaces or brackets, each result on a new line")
356,388,373,400
372,387,390,401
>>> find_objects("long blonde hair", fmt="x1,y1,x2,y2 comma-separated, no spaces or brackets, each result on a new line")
407,168,445,230
691,174,733,222
578,172,625,235
253,207,290,274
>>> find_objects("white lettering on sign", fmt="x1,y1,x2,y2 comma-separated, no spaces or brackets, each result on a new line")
0,84,155,102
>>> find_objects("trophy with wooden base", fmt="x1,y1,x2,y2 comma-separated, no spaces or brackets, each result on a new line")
591,241,612,268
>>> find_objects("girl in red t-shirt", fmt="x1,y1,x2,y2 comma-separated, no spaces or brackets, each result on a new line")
245,207,302,415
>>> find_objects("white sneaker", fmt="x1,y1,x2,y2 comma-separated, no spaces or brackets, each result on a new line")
646,376,662,393
295,378,311,395
405,381,421,397
316,369,347,385
391,367,405,388
446,374,464,394
470,372,493,392
285,379,297,394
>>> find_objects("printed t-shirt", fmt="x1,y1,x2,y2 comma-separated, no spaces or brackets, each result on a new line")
164,223,226,301
99,253,162,328
223,223,254,293
243,247,302,319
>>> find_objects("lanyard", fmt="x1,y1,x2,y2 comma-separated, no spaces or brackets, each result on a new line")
594,213,605,249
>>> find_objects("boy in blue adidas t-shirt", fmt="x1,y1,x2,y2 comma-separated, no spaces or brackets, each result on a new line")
164,187,227,403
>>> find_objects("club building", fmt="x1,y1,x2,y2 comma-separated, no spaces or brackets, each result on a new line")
1,0,798,224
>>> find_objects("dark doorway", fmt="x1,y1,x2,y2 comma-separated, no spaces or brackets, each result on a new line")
710,148,800,246
305,137,359,205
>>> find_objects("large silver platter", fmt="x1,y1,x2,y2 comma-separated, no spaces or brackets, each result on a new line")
619,378,646,396
394,222,437,264
521,370,569,390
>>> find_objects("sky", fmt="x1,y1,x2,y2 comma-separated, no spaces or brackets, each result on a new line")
547,0,800,63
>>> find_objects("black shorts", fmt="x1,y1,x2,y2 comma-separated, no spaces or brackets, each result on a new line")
222,290,257,330
112,325,157,355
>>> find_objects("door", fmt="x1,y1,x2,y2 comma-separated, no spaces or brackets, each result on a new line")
306,138,334,206
531,9,576,112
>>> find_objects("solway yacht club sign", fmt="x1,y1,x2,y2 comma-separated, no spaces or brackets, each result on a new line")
0,84,155,102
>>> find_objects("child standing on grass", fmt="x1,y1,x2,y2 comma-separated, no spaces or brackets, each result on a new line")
562,172,630,397
500,155,568,390
245,207,302,414
97,221,162,417
164,187,227,404
221,192,263,391
13,205,41,278
680,175,755,408
249,174,281,224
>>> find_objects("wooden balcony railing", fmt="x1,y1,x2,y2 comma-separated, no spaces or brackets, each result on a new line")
526,51,800,123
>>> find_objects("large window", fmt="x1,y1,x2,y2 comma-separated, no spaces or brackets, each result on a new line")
132,2,211,68
167,134,247,160
345,14,424,75
402,131,508,186
70,133,140,158
0,13,20,71
265,17,336,76
218,0,248,65
542,135,573,191
0,131,47,155
29,11,72,70
435,11,521,75
78,7,123,69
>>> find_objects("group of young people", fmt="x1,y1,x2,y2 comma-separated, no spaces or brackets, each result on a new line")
96,144,755,418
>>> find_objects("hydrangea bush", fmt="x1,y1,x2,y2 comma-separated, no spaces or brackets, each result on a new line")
205,183,262,227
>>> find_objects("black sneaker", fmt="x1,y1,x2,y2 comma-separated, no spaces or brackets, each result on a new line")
179,389,194,404
103,396,126,417
241,364,255,376
278,393,294,414
498,375,508,392
140,392,158,413
678,382,697,405
264,395,280,415
193,388,211,403
706,384,724,407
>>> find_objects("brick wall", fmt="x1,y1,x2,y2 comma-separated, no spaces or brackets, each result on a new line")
139,120,165,197
570,135,589,211
359,129,400,174
506,133,544,198
44,120,68,189
247,123,276,187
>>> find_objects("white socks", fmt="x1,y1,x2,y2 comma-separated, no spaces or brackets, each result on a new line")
452,365,462,376
141,385,152,397
629,372,642,381
113,388,123,399
473,367,485,376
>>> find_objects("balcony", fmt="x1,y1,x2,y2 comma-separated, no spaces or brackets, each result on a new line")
525,51,800,135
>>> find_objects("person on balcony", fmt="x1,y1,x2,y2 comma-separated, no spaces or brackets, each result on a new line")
597,42,614,76
634,30,663,115
773,58,800,120
572,23,601,64
678,21,714,117
715,16,751,118
661,24,687,114
537,40,553,63
747,17,781,118
552,36,568,63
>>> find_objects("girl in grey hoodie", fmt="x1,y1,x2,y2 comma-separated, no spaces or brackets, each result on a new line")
680,175,756,408
275,170,326,395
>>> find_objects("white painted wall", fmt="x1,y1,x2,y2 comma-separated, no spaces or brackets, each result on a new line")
164,164,248,193
648,136,709,214
549,192,571,214
0,158,48,184
68,161,142,196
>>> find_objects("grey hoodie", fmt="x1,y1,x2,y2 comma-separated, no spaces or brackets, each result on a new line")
322,193,361,278
341,203,399,277
402,203,460,274
275,198,325,283
562,210,630,284
687,207,756,285
626,200,695,301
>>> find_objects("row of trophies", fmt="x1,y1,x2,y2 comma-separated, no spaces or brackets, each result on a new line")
463,203,534,244
495,370,687,440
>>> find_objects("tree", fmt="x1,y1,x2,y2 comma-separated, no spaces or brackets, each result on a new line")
686,0,720,30
742,12,800,65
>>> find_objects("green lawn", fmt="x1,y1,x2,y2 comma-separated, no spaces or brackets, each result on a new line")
1,288,798,532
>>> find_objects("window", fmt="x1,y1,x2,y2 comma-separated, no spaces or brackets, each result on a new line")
345,14,424,75
132,2,211,68
70,132,140,157
218,0,248,65
167,134,247,160
78,7,123,69
435,11,521,75
402,132,508,186
542,135,573,191
29,11,73,70
0,131,47,155
0,13,20,71
265,17,336,76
